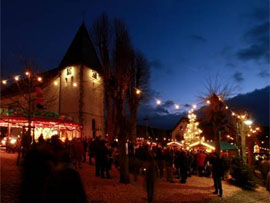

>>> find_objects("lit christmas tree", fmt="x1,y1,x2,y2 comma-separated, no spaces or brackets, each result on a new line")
184,108,202,145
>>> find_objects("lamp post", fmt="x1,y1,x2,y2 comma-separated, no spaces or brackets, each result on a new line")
240,118,253,163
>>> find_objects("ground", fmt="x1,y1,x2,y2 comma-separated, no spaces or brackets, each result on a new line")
1,150,269,203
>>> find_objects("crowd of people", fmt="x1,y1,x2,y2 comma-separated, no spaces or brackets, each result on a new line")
15,134,231,202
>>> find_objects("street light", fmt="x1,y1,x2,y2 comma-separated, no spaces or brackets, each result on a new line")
135,88,141,95
243,119,253,126
174,104,180,109
37,77,42,82
156,99,161,105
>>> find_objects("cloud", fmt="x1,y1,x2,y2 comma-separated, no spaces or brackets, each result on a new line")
149,59,173,75
233,72,244,82
162,100,174,108
236,22,269,62
258,69,270,78
187,35,207,42
137,103,185,129
183,104,191,108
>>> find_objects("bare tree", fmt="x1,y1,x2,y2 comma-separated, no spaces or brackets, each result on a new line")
90,15,145,183
90,14,115,142
127,51,150,143
1,61,58,142
200,76,236,156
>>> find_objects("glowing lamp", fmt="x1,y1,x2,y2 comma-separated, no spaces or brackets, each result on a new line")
25,71,30,76
37,77,42,82
192,104,197,109
54,81,58,86
73,82,77,87
206,100,210,104
243,119,253,126
2,80,7,85
14,76,20,81
136,89,141,95
156,99,161,105
10,138,17,145
175,104,180,109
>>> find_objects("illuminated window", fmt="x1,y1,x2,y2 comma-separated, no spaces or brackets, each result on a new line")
92,72,98,80
67,67,72,75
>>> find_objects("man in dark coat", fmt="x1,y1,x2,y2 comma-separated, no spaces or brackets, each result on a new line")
156,147,164,178
179,150,188,184
210,153,224,197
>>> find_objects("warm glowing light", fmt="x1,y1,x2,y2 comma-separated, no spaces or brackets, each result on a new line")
136,89,141,95
225,106,228,109
192,104,197,109
14,76,20,81
232,112,235,116
156,99,161,105
37,77,42,82
2,80,7,85
54,81,58,86
206,100,210,104
25,71,30,76
10,138,17,145
218,95,222,101
244,119,253,126
175,104,180,109
256,127,260,131
73,82,77,87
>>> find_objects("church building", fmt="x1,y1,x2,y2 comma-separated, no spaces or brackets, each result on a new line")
0,23,104,139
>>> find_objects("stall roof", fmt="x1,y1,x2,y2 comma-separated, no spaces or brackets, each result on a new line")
189,141,238,151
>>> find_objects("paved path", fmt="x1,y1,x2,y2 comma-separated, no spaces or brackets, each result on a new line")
1,150,269,203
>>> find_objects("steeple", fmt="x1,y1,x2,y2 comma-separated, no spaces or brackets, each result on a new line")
58,22,101,71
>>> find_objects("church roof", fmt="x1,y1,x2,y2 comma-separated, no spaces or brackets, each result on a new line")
58,22,101,71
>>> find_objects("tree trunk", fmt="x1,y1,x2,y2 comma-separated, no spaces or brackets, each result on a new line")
216,130,221,157
105,92,114,142
213,123,221,157
130,107,137,143
117,97,130,184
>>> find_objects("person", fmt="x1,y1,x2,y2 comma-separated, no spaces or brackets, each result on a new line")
71,138,83,169
197,150,207,176
38,134,45,144
179,150,188,184
156,146,164,178
164,147,174,183
210,153,224,197
88,138,95,165
45,150,87,203
145,151,157,203
174,150,181,179
82,138,88,163
94,137,102,176
100,140,111,179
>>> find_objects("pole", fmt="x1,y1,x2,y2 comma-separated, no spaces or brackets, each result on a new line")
240,122,247,163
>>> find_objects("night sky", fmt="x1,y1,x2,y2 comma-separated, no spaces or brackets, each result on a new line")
2,0,269,120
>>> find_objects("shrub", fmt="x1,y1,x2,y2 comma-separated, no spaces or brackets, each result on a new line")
230,156,257,190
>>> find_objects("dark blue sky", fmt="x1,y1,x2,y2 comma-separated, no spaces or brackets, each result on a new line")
2,0,269,112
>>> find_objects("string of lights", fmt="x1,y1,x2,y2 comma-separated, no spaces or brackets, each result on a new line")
1,72,266,148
